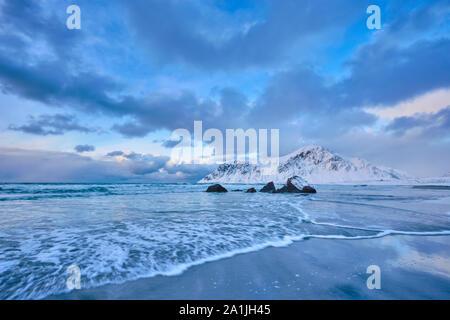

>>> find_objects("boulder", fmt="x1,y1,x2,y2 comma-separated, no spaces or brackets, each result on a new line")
206,184,228,192
275,176,317,193
300,185,316,193
287,176,308,191
246,188,257,193
273,185,288,193
259,182,276,193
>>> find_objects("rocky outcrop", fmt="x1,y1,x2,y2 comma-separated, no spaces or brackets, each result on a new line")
274,176,317,193
273,185,289,193
206,184,228,192
299,186,317,193
246,188,257,193
286,176,307,191
260,182,275,193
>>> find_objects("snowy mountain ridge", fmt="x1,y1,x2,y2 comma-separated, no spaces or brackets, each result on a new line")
198,145,411,184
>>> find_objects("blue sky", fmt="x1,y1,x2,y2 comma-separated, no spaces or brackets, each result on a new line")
0,0,449,182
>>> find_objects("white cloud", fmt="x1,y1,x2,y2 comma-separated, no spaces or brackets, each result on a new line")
366,88,450,120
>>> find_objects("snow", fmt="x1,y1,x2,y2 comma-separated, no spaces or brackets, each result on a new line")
412,176,450,185
198,145,413,184
288,176,308,189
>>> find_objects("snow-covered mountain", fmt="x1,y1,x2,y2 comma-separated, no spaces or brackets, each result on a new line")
198,145,411,184
413,173,450,185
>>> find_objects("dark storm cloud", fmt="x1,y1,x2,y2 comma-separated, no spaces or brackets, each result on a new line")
249,67,334,125
0,148,212,182
339,38,450,108
110,90,230,137
0,0,449,152
338,1,450,108
124,0,364,70
0,148,129,183
116,150,216,181
119,152,170,175
161,138,182,149
0,38,219,137
0,0,224,139
247,2,450,135
8,114,96,136
0,52,125,116
386,106,450,138
109,150,214,178
74,144,95,153
164,162,217,178
249,34,450,127
0,0,83,60
106,151,124,157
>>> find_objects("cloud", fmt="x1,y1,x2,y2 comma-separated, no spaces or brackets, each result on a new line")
1,0,448,143
0,147,216,182
366,89,450,120
124,0,364,70
111,151,216,179
161,138,182,148
106,151,124,157
8,114,96,136
74,145,95,153
386,106,450,138
164,162,217,179
318,129,450,178
339,38,450,108
113,152,169,175
249,34,450,127
109,90,231,137
0,0,449,178
0,0,83,60
246,3,450,147
0,148,129,183
0,53,125,117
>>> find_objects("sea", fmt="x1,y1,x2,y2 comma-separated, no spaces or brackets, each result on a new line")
0,183,449,299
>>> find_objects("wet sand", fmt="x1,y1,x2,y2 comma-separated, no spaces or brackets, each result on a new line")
50,235,450,299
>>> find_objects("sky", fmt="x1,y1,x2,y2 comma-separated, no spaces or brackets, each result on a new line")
0,0,449,182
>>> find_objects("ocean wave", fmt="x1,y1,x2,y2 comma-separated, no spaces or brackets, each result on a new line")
2,218,449,300
0,186,114,201
412,185,450,190
16,227,450,300
0,186,110,194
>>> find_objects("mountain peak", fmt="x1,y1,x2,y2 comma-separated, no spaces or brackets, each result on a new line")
199,145,410,184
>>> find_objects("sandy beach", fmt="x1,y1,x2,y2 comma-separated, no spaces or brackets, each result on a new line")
50,234,450,300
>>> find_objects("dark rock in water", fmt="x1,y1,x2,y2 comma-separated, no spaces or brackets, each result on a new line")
300,186,317,193
286,176,308,192
246,188,257,193
260,182,275,193
274,176,317,193
206,184,228,192
273,185,288,193
232,189,243,192
285,179,302,193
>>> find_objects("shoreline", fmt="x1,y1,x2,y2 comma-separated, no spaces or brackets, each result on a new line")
49,234,450,300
